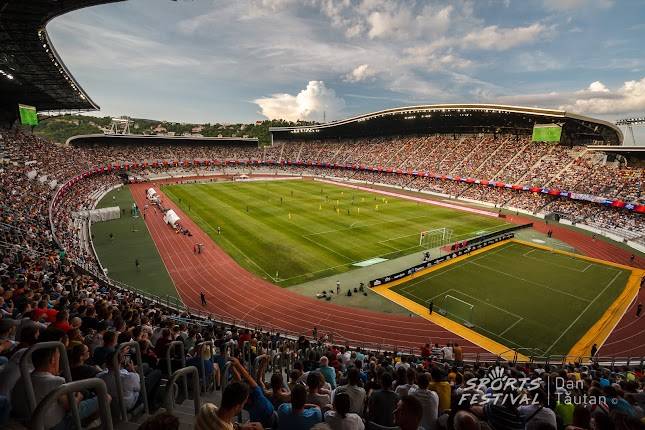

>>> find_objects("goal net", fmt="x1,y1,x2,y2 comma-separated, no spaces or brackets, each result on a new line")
419,227,453,249
439,294,475,327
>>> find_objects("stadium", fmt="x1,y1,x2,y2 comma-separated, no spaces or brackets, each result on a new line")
1,1,644,430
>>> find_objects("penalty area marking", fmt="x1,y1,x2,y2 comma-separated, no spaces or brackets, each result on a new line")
543,270,624,356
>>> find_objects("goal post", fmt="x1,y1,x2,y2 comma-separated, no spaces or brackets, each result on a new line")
419,227,453,249
440,294,475,327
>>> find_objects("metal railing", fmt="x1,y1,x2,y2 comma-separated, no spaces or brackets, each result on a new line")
166,340,188,400
164,366,201,415
195,341,216,392
112,341,149,421
19,342,77,418
30,378,113,430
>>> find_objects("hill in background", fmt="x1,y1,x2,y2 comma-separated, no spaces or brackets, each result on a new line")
33,114,315,146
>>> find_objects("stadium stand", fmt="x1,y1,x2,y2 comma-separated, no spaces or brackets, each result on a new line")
1,0,643,428
0,121,643,430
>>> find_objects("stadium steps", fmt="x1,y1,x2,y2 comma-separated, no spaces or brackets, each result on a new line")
515,145,556,184
277,143,285,162
415,136,447,172
544,148,588,187
396,139,428,170
329,143,346,163
114,388,222,430
294,142,305,162
438,137,468,172
470,136,510,178
489,138,532,181
448,137,487,176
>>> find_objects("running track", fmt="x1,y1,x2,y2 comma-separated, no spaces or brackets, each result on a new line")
129,178,645,358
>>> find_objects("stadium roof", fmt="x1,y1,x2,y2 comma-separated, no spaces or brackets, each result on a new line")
0,1,124,115
270,104,624,146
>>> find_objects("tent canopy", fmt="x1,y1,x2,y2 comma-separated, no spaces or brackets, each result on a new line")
163,209,180,227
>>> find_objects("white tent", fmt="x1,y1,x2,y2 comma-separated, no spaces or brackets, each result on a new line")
73,206,120,222
146,188,157,199
163,209,180,227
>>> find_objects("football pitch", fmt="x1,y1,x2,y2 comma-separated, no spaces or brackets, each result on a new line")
388,241,631,356
162,179,510,286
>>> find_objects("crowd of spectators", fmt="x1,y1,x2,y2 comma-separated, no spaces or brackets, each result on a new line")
199,343,645,430
0,128,644,429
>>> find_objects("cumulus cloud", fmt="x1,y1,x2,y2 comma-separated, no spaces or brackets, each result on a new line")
254,81,345,121
461,23,547,51
344,64,376,82
560,78,645,114
587,81,610,92
498,78,645,115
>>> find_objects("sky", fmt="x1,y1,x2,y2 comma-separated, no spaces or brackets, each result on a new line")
47,0,645,142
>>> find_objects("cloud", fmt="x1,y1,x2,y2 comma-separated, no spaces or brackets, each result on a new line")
254,81,345,121
51,16,201,69
497,78,645,115
543,0,614,11
561,78,645,114
344,64,376,82
587,81,610,93
461,23,547,51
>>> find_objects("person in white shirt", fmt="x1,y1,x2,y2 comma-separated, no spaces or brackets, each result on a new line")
441,344,454,362
518,389,557,430
408,373,439,430
98,352,141,411
324,392,364,430
395,368,418,397
332,368,366,416
395,355,411,371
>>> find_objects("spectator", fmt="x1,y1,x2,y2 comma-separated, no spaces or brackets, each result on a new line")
138,412,179,430
367,372,398,427
92,330,117,367
307,371,332,410
278,384,323,430
196,382,256,430
333,368,366,416
69,344,100,381
229,357,274,428
428,367,451,412
28,347,103,429
319,356,337,389
324,392,364,430
393,395,424,430
408,372,439,430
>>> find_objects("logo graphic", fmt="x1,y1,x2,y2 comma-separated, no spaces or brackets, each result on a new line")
458,366,541,406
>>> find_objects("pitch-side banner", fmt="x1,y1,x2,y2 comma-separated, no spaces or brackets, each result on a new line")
369,232,515,288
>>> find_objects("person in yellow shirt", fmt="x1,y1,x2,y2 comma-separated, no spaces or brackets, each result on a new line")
428,367,451,412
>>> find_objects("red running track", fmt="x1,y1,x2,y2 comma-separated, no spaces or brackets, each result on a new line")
130,180,645,357
130,180,479,353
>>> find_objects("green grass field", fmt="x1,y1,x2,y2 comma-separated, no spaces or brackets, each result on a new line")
390,241,630,356
162,179,510,286
92,187,177,298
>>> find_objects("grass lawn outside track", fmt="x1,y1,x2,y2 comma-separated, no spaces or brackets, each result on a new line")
162,179,511,286
92,186,177,299
389,241,631,356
